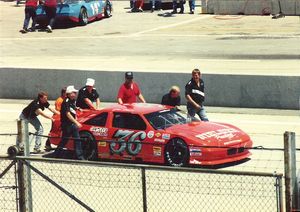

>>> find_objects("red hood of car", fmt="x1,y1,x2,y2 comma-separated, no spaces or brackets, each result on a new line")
165,121,250,146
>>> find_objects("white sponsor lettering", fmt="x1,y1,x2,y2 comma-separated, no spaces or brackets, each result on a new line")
190,159,201,164
196,128,239,140
90,127,108,136
154,138,165,143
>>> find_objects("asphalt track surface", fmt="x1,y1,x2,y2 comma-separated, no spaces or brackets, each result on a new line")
0,99,299,174
0,1,300,75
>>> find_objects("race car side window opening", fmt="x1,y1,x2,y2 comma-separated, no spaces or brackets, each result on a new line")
84,112,108,126
113,112,146,130
145,109,187,130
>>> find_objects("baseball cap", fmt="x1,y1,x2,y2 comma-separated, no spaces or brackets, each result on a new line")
86,78,95,86
125,72,133,79
66,85,78,94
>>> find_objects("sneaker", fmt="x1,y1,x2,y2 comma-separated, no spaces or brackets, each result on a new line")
44,145,52,152
189,10,194,14
28,27,36,32
19,29,28,34
179,10,184,14
33,148,42,154
171,10,177,14
78,156,86,160
46,25,52,33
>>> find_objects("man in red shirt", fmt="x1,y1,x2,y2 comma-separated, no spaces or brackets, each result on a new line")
20,0,39,33
117,72,146,104
44,0,63,33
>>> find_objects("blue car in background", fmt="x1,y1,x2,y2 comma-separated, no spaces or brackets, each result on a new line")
36,0,112,26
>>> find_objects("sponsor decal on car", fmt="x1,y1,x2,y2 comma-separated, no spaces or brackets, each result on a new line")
147,131,154,139
154,138,165,143
90,127,108,137
98,141,107,147
190,159,201,165
153,146,162,157
196,128,239,140
155,132,161,138
189,148,202,156
162,133,170,140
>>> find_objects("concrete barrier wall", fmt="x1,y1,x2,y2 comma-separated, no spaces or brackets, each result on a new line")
204,0,300,15
0,68,299,109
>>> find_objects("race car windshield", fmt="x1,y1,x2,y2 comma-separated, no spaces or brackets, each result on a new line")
145,109,188,130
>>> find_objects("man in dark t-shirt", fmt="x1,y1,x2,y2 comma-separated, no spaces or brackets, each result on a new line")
161,86,181,107
18,91,58,153
76,78,100,110
54,85,84,160
185,69,209,121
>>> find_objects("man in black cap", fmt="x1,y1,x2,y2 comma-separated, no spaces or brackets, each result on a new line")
117,72,146,104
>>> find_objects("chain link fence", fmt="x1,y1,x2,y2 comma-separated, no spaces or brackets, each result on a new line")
0,158,18,212
1,129,299,211
10,157,282,212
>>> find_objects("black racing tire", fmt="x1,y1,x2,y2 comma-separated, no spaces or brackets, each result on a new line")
164,138,189,167
79,7,88,26
104,1,112,18
79,131,97,160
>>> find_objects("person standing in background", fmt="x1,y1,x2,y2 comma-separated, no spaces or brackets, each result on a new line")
76,78,101,110
20,0,39,33
117,72,146,104
185,69,209,121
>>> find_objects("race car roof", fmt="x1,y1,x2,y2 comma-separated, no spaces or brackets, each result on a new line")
104,103,171,114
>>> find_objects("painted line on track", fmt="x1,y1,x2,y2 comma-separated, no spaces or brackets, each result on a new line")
0,33,299,41
131,16,210,36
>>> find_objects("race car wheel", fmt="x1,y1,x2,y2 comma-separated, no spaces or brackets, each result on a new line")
104,1,112,18
165,138,189,167
79,7,88,26
79,131,97,160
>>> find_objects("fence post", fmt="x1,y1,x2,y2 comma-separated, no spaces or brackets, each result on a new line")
141,168,147,212
284,131,297,211
17,160,26,212
17,120,33,212
275,174,283,212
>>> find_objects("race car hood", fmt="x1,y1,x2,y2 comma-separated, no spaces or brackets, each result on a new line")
165,121,250,146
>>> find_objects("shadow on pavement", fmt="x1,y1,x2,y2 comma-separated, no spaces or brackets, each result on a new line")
157,12,176,17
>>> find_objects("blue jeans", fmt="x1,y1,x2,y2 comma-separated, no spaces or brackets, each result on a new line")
23,7,37,30
189,0,195,11
172,0,184,12
19,113,43,150
187,106,209,121
55,124,84,159
151,0,161,9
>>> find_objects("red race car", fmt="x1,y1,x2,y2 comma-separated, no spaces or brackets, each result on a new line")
48,103,252,166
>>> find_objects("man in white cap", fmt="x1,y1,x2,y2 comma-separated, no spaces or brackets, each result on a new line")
76,78,100,110
54,85,85,160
